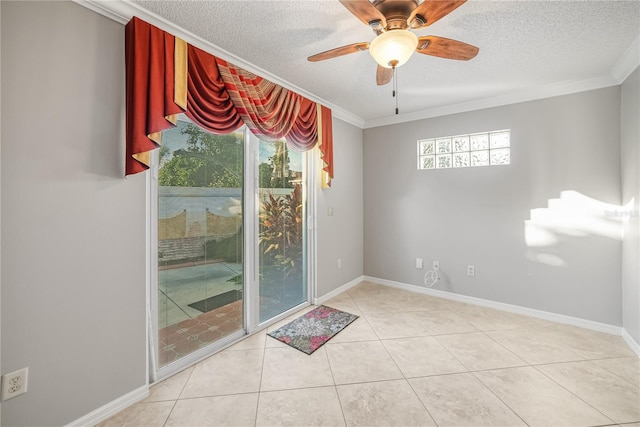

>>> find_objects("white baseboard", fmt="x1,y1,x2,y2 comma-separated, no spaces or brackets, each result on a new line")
363,276,623,336
66,385,149,427
315,275,364,305
622,328,640,356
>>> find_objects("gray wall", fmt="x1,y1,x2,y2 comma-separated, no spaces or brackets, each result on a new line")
1,2,147,425
621,67,640,342
364,87,623,326
0,2,364,423
317,118,364,296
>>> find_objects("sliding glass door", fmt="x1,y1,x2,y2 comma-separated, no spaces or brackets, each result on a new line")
153,118,310,373
257,139,307,323
156,120,245,367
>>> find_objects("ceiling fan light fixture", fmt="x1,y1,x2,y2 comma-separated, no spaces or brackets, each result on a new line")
369,29,418,68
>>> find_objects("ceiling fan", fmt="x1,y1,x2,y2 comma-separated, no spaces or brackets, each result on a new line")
308,0,479,86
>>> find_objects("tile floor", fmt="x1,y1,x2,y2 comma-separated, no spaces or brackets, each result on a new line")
100,281,639,427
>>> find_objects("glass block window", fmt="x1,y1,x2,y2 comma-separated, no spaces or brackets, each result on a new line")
418,130,510,170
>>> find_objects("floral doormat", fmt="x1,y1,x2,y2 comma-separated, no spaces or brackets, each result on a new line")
267,305,359,355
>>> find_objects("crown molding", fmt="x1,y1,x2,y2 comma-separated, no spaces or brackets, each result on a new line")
364,74,620,129
74,0,637,131
612,34,640,83
74,0,129,24
72,0,366,129
365,34,639,129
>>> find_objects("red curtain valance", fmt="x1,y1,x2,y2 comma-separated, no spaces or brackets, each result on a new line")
184,44,243,135
125,17,333,186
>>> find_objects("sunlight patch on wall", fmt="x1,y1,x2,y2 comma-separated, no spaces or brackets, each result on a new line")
525,191,627,246
525,252,566,267
525,191,630,266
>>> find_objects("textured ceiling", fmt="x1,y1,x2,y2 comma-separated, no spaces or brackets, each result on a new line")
131,0,640,127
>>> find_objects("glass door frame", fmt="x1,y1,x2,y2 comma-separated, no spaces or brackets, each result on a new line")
244,132,317,334
148,126,317,383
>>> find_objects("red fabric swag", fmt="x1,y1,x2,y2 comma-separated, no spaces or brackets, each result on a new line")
185,45,243,135
288,98,318,152
125,17,182,175
125,17,333,182
320,105,334,184
216,58,302,141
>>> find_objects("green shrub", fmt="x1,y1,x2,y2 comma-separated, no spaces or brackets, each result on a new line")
204,226,243,263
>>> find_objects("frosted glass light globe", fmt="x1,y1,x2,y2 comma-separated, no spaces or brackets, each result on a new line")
369,30,418,68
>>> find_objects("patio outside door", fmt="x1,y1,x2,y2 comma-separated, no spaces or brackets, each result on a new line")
156,120,245,368
153,119,309,374
256,138,308,323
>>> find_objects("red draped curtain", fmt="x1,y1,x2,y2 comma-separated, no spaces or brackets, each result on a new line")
125,17,333,186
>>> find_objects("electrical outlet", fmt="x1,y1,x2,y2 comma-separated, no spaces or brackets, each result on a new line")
337,258,342,269
433,260,439,271
416,258,423,269
467,265,475,276
1,367,28,401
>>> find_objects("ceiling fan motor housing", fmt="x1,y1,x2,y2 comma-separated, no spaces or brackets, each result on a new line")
373,0,419,30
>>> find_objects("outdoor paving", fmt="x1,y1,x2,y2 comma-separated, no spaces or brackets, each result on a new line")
159,300,244,366
159,262,242,328
157,261,305,367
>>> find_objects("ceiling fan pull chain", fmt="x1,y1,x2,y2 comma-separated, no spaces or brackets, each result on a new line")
394,66,399,115
392,70,396,99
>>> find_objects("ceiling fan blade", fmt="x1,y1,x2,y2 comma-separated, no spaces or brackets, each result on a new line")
308,42,370,62
416,36,478,60
408,0,467,29
376,65,393,86
339,0,387,28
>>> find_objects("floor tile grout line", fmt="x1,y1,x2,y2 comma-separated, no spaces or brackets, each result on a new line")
161,399,180,427
404,377,440,426
362,311,538,338
430,333,487,373
332,383,349,427
378,335,470,378
248,348,267,427
259,383,349,394
434,323,536,426
378,333,407,377
469,369,532,427
531,362,619,425
480,329,534,366
356,314,384,341
172,390,261,401
589,354,640,362
483,329,587,365
253,390,260,427
590,358,640,388
254,344,267,426
175,365,196,401
323,339,339,388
